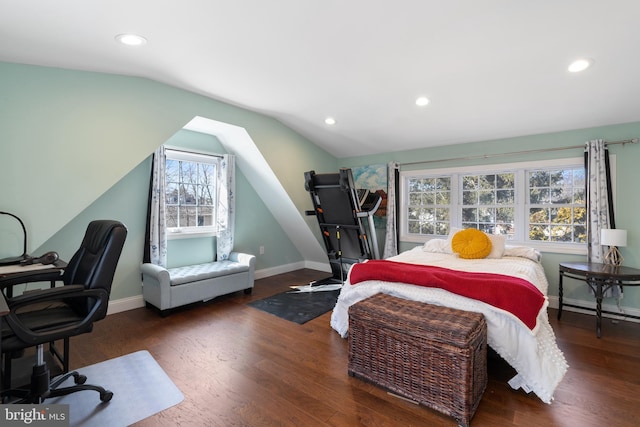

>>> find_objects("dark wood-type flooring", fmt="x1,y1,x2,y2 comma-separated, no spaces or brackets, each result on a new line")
40,269,640,426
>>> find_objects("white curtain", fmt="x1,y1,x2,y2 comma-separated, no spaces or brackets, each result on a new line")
585,139,613,262
585,139,619,298
216,154,235,260
148,145,167,267
383,161,399,259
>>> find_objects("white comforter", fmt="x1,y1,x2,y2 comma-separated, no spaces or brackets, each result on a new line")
330,246,568,404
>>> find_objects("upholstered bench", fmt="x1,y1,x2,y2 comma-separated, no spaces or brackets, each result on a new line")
348,293,487,427
141,251,255,315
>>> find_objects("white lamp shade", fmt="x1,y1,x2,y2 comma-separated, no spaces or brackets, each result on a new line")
600,229,627,247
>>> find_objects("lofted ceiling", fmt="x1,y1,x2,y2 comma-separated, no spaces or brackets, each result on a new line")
1,1,639,158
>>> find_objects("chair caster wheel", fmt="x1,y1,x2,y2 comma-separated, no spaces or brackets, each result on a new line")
100,390,113,402
75,374,87,384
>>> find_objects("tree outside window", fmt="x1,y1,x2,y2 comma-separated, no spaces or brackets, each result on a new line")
528,168,586,243
407,177,451,236
461,173,515,237
165,155,217,232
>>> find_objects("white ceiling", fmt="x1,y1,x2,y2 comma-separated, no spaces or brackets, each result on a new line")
2,1,639,158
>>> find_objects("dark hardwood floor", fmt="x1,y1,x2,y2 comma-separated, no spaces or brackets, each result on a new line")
63,269,640,426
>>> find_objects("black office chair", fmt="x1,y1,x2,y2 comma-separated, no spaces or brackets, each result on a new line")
0,220,127,404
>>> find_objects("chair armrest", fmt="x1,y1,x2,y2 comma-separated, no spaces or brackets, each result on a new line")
7,284,85,306
5,285,109,345
0,292,8,317
0,270,64,292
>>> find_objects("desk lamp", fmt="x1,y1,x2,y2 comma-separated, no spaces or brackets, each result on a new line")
601,228,627,266
0,211,28,265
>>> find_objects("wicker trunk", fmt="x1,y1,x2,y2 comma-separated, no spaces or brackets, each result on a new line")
348,293,487,427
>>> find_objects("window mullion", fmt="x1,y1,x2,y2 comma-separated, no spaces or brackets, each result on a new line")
516,169,526,242
451,173,460,228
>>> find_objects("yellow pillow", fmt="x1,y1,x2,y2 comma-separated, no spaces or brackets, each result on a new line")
451,229,493,259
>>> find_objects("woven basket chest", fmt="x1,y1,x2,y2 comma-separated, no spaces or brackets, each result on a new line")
348,293,487,427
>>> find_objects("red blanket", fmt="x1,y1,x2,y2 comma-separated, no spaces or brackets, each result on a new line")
349,260,545,330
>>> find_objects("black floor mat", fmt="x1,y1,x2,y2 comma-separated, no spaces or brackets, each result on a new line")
247,288,341,324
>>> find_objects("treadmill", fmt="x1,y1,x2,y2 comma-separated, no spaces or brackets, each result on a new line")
304,168,382,286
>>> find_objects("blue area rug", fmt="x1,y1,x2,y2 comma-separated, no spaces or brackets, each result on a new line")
48,350,183,427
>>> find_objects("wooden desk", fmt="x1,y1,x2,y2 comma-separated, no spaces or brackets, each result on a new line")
0,260,66,280
0,260,67,297
558,262,640,338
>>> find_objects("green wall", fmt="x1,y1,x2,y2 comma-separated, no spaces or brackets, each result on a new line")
35,159,151,301
0,61,337,302
340,122,640,312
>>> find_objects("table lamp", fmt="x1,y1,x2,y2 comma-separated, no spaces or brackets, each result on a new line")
601,228,627,266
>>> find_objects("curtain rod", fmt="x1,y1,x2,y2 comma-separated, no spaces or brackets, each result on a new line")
164,146,224,158
399,138,638,168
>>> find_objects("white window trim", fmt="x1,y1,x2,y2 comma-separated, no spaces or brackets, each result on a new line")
165,147,221,239
167,228,216,240
399,155,616,255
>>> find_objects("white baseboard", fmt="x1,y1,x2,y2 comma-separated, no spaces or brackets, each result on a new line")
107,295,146,315
303,260,332,273
253,260,330,279
254,261,305,279
548,295,640,324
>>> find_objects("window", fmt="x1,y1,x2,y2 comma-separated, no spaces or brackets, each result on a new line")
401,156,600,253
407,177,451,236
165,149,220,236
461,173,515,236
528,168,586,243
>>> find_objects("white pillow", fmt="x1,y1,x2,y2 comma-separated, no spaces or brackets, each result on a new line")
486,234,506,258
440,228,506,258
423,238,449,253
445,227,462,254
504,245,541,262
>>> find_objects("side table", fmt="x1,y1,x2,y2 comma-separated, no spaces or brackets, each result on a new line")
558,262,640,338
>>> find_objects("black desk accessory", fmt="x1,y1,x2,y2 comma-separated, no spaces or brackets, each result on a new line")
0,212,60,267
0,211,29,266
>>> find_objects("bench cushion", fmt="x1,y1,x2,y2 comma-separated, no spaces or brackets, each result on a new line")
168,261,249,286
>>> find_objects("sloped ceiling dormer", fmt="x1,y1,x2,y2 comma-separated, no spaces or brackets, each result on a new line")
0,62,336,263
183,116,328,265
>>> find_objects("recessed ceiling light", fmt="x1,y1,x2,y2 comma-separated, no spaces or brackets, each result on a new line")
415,96,430,107
325,117,336,125
568,58,593,73
115,34,147,46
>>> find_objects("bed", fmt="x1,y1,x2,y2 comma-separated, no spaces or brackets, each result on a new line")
330,238,568,404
